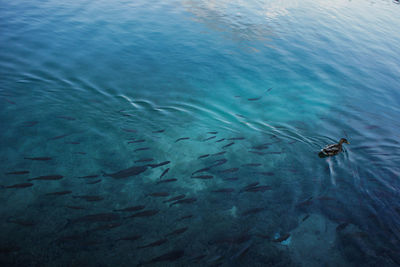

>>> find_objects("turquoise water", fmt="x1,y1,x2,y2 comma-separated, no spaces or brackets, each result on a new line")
1,0,400,266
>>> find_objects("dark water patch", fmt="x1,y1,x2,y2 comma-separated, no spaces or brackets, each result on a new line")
78,174,99,179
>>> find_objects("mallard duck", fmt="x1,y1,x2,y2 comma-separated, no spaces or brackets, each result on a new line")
318,138,349,158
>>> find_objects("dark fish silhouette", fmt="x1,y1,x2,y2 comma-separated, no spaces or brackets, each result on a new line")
92,222,122,232
48,134,71,140
87,179,101,184
163,194,186,203
212,188,235,193
135,158,154,163
68,213,119,225
126,210,159,218
212,158,228,167
248,97,261,101
208,131,218,134
192,167,211,175
157,178,177,184
258,172,274,176
6,218,35,227
198,154,210,159
203,136,216,141
5,171,29,175
24,157,52,161
175,137,189,142
231,241,252,260
140,250,184,265
148,161,170,168
251,144,270,150
192,175,213,179
65,205,85,210
122,128,137,133
170,198,197,207
273,233,290,242
117,235,142,241
241,163,262,167
249,151,265,155
114,205,145,212
216,138,225,142
103,165,148,179
241,182,259,191
242,207,266,216
218,168,239,173
228,137,245,140
222,142,234,149
177,215,193,221
165,227,188,237
73,152,86,155
137,238,168,249
28,175,63,181
45,190,72,196
128,139,146,143
244,185,271,192
78,174,99,179
134,147,150,152
160,168,169,179
224,177,239,181
265,151,283,154
73,195,104,202
153,129,165,133
65,141,80,144
149,192,169,197
266,88,272,93
2,182,33,189
336,222,349,232
212,151,226,156
302,214,310,222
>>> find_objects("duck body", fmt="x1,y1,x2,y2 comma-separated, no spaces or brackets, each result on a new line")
319,138,349,158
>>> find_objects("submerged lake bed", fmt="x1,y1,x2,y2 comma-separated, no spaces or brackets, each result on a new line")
1,0,400,266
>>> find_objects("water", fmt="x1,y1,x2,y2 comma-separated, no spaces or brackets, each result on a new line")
1,0,400,266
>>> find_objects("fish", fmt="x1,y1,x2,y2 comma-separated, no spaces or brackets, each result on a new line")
212,158,228,167
28,175,63,181
231,241,252,260
2,182,33,189
218,168,239,173
251,144,270,150
5,98,16,104
244,185,271,192
165,227,188,237
302,214,310,222
163,194,185,203
68,213,119,225
78,174,99,179
266,88,272,93
126,210,159,218
114,205,146,212
73,152,86,155
92,222,122,232
24,157,52,161
128,139,146,143
208,131,218,134
242,207,265,216
336,222,349,232
170,198,197,207
192,167,211,175
5,171,29,175
222,142,234,149
148,161,170,168
87,179,101,184
223,177,239,181
198,154,210,159
48,134,71,141
122,128,137,133
156,178,177,184
240,182,259,191
140,250,184,265
241,163,262,167
265,152,283,154
45,190,72,196
175,137,189,142
216,138,225,142
65,206,85,210
117,235,142,241
192,175,213,179
212,188,235,193
160,168,170,179
135,158,154,163
273,233,290,243
258,172,274,176
103,165,148,179
152,129,165,133
227,137,245,140
149,192,169,197
134,147,150,152
177,215,193,221
6,218,35,227
73,195,104,202
203,136,216,141
248,97,261,101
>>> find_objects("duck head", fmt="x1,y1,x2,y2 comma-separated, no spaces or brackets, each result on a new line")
339,138,350,144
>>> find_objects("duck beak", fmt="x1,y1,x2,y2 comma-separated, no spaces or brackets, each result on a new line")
346,141,350,144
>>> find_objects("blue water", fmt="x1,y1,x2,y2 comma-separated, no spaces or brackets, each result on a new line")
1,0,400,266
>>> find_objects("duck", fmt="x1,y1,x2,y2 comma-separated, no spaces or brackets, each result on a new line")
318,138,349,158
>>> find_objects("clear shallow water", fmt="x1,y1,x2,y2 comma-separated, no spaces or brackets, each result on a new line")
1,0,400,266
